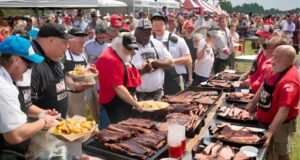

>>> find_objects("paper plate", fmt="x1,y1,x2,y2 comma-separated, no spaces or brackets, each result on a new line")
138,101,170,112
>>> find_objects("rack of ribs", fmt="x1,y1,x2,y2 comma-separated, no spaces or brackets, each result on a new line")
119,118,155,129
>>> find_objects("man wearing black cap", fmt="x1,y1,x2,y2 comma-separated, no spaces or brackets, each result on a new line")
151,15,192,95
63,27,96,117
29,23,74,118
96,32,143,126
132,18,173,101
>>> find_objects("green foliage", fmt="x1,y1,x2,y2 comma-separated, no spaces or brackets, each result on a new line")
219,0,300,14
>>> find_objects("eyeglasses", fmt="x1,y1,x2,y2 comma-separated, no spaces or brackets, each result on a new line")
21,57,34,69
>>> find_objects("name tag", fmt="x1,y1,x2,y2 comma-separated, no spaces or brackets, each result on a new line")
57,92,67,101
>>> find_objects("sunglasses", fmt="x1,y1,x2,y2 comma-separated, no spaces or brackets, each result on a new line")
21,57,34,69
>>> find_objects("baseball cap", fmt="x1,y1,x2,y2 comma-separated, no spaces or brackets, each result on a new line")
121,33,138,50
95,27,107,34
68,27,88,37
110,14,122,28
0,36,44,63
136,19,152,29
38,23,74,39
151,14,167,24
183,21,194,29
256,25,273,38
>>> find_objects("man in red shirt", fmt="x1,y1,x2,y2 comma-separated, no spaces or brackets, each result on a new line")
239,25,272,90
247,45,300,160
96,32,142,126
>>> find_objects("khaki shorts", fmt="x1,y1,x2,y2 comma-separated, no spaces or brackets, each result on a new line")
267,119,296,157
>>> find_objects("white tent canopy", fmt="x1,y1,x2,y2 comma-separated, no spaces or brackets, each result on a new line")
0,0,127,8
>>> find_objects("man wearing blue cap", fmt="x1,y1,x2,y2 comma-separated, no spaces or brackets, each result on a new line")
0,36,59,159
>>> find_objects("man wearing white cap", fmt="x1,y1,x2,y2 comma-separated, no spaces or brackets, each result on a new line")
132,19,173,101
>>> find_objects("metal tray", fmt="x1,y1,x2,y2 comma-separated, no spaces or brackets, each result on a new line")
225,94,253,104
198,82,235,92
83,138,168,160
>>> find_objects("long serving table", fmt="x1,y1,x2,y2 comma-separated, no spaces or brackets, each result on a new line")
83,92,268,160
185,93,268,160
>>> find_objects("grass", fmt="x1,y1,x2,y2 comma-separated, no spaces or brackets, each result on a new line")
291,116,300,160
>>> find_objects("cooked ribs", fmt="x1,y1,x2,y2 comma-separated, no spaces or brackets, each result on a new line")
104,140,154,160
166,113,199,131
98,129,131,143
233,152,251,160
217,105,254,121
119,118,155,129
131,131,166,150
211,123,261,144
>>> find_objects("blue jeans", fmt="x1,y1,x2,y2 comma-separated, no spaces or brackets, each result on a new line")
99,106,110,129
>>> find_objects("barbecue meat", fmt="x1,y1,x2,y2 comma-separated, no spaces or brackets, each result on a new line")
104,143,148,160
218,146,235,159
212,124,261,144
194,153,214,160
195,96,215,105
155,122,169,132
200,91,219,96
233,152,251,160
210,143,222,157
119,118,155,129
203,142,216,155
118,140,154,155
98,129,131,143
217,105,255,121
163,95,193,104
131,132,166,150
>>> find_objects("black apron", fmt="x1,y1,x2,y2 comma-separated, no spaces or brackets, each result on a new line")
63,50,87,73
155,33,181,95
102,50,140,124
31,42,68,118
249,51,263,75
257,66,292,112
0,87,31,159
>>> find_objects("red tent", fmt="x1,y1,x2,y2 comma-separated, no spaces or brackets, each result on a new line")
183,0,225,15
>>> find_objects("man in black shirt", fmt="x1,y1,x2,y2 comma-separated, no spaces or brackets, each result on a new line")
30,23,74,118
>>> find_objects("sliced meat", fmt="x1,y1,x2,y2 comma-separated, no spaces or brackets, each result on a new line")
163,95,193,104
233,151,251,160
107,124,136,135
240,111,252,120
210,143,222,157
218,107,231,117
98,129,131,143
194,153,214,160
218,146,235,160
233,107,243,119
200,91,219,96
228,107,235,118
119,118,155,129
202,142,216,155
118,140,154,156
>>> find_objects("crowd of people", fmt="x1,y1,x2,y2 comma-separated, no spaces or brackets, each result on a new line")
0,7,299,160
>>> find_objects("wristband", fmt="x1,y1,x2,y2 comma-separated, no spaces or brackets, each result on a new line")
42,119,47,129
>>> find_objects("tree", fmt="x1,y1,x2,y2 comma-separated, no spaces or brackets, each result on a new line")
219,0,233,13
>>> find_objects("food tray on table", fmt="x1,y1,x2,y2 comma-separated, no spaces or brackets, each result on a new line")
208,122,266,147
199,80,237,92
216,104,258,124
83,118,168,160
83,138,168,160
226,92,254,104
210,71,241,81
191,138,256,160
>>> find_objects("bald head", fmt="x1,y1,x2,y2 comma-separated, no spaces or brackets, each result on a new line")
271,45,296,72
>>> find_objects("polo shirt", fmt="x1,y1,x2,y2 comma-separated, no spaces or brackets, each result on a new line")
96,47,126,104
257,66,300,124
0,66,27,133
151,30,190,74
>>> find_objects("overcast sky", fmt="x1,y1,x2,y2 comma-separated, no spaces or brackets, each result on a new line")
227,0,300,10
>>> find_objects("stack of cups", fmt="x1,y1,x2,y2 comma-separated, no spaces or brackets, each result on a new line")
167,124,186,159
